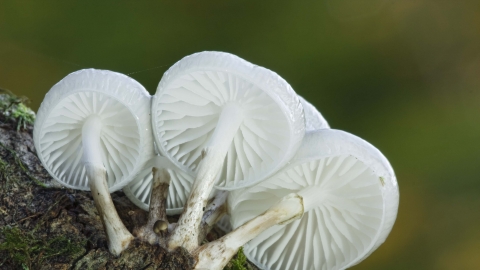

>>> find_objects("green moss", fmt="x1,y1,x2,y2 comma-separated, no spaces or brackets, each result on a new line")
0,88,35,131
0,226,86,269
224,247,248,270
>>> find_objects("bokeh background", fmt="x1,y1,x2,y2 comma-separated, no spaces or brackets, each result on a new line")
1,1,479,269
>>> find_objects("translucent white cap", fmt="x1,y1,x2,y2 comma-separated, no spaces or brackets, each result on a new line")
229,129,399,270
33,69,154,192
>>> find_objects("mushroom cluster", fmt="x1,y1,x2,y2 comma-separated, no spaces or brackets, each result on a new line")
33,51,399,269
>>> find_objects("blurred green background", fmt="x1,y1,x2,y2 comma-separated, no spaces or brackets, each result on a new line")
1,1,479,269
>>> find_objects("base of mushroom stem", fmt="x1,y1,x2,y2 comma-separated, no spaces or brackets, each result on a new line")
104,238,196,269
129,168,230,269
133,182,229,247
86,163,134,256
130,169,304,270
192,193,304,270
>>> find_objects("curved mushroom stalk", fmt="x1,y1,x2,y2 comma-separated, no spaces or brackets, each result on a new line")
193,193,304,270
87,164,134,255
168,103,244,251
83,116,134,255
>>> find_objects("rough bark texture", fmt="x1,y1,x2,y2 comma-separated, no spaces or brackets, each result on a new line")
0,93,257,270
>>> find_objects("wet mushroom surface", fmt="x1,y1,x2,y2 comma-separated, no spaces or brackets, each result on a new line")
229,129,399,270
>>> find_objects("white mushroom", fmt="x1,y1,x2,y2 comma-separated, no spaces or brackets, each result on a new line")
33,69,154,255
151,51,305,251
226,129,399,270
152,51,304,189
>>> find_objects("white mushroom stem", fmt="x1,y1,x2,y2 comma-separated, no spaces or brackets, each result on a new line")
82,115,134,256
297,186,325,212
169,103,243,252
193,193,304,270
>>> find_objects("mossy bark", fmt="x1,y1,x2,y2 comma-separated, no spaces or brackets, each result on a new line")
0,93,256,270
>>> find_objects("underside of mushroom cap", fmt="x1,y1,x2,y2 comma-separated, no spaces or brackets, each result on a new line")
33,69,154,192
229,129,399,270
152,51,305,190
123,156,196,215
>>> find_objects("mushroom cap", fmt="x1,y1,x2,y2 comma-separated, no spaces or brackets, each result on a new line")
298,95,330,130
123,156,196,215
229,129,399,270
33,69,154,192
152,51,305,190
